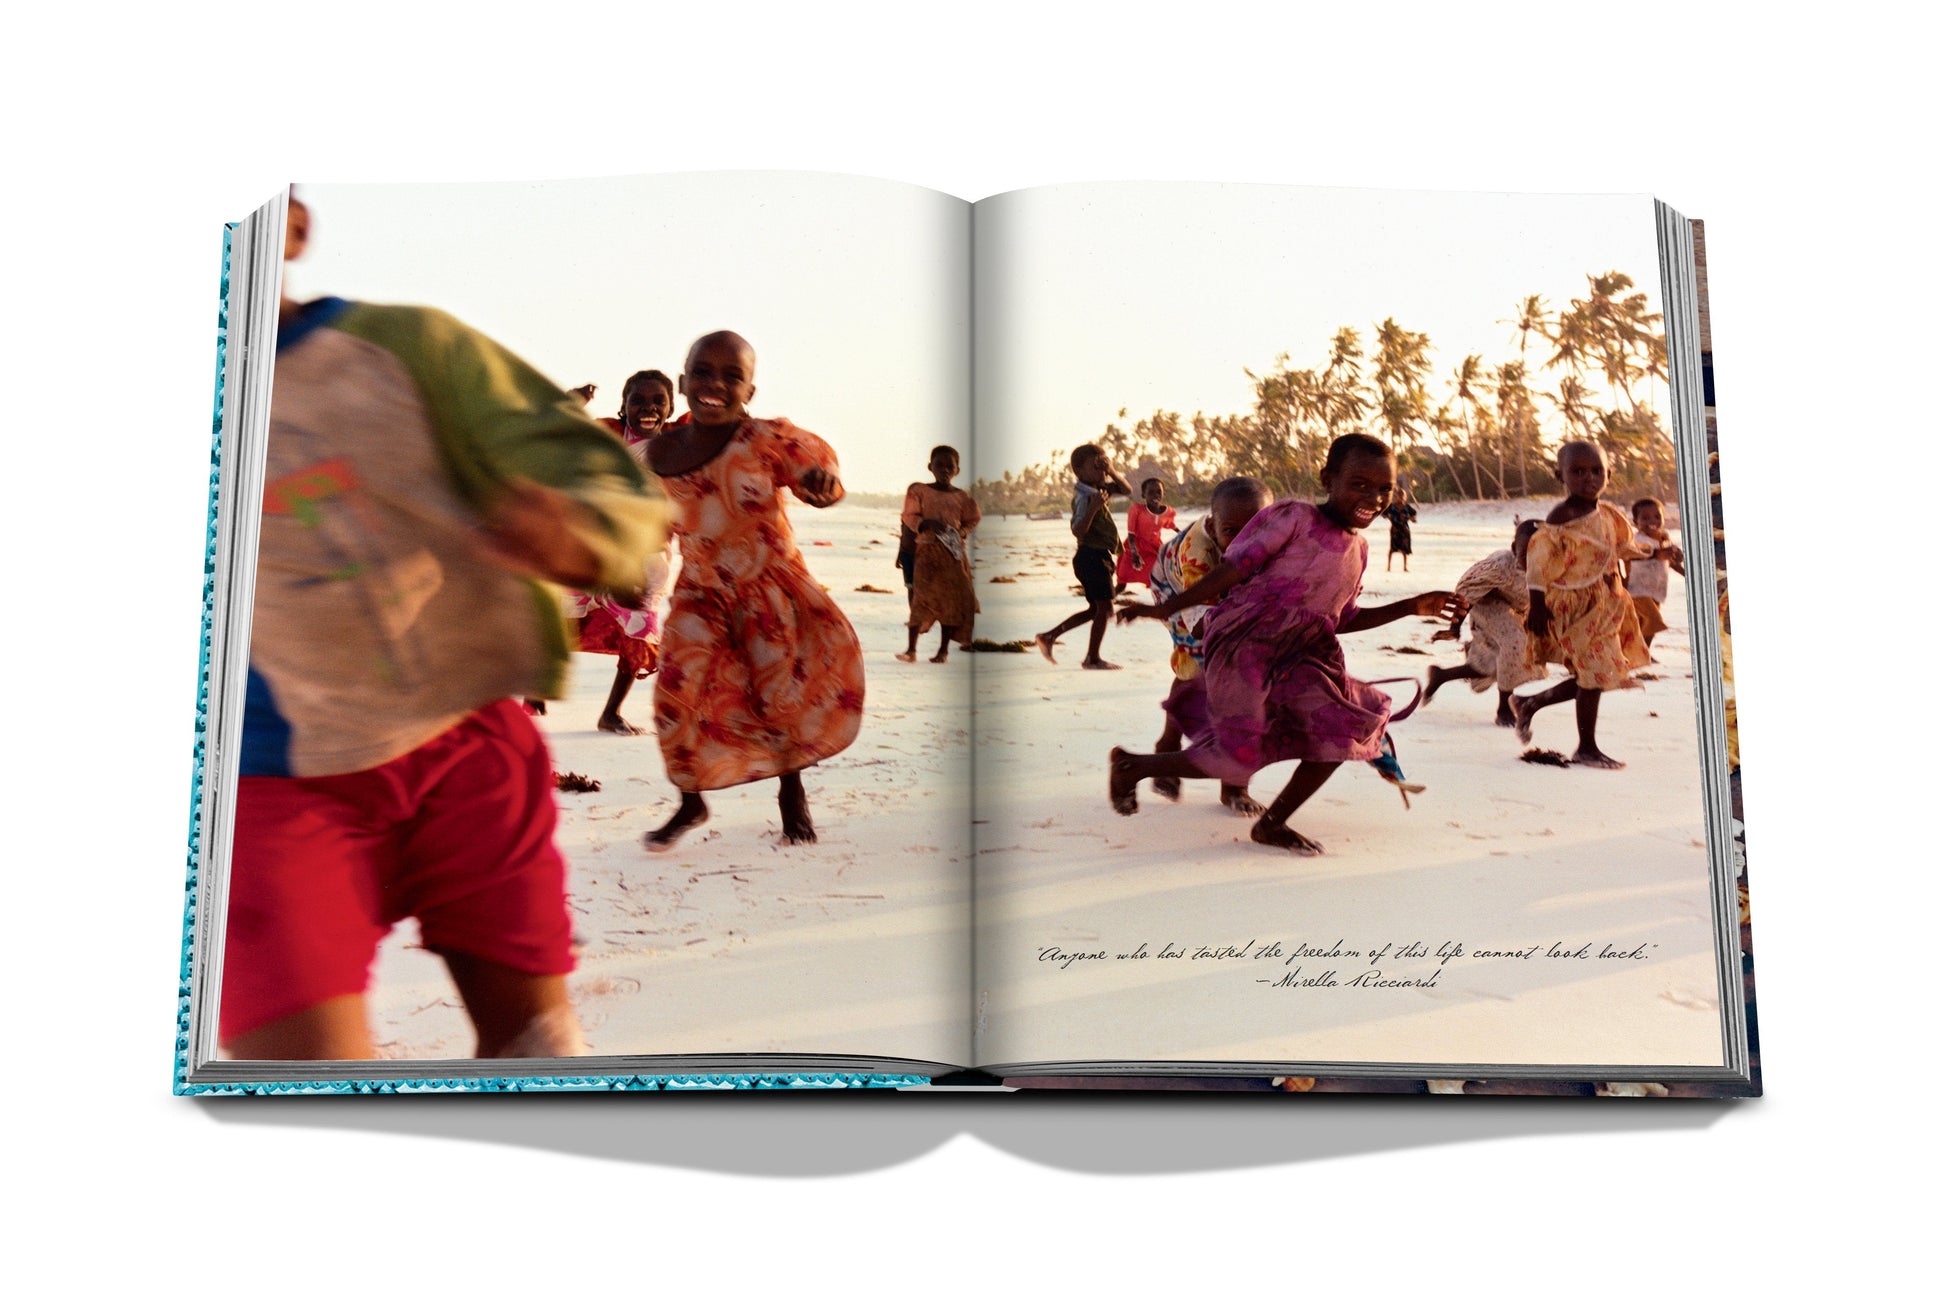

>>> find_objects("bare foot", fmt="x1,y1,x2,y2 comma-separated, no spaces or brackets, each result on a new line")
929,650,949,664
1494,707,1516,728
1251,820,1323,855
1034,633,1057,664
894,651,916,663
1572,747,1626,770
1510,696,1536,744
1109,747,1139,815
644,796,709,853
1153,775,1182,801
597,714,644,735
779,780,817,844
1221,785,1266,816
522,698,547,716
1422,667,1444,705
1080,659,1121,670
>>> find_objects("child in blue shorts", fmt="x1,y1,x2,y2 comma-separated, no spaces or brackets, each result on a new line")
1035,443,1131,670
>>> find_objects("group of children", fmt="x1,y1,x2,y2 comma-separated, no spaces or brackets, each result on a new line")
230,194,1684,1063
1084,432,1683,854
1420,452,1684,768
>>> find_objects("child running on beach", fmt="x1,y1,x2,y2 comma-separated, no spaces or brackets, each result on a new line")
1035,443,1131,669
1626,496,1685,656
1383,488,1418,572
1135,476,1274,813
643,330,864,850
1509,440,1653,767
1115,476,1178,594
1111,434,1463,854
224,196,663,1061
1423,520,1546,727
554,369,678,733
898,445,982,662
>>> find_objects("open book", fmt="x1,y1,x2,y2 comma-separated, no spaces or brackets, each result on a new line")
177,174,1755,1096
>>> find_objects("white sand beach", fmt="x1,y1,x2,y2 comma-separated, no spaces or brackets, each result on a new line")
361,498,1725,1074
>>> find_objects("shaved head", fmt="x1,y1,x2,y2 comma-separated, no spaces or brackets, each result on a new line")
686,330,755,372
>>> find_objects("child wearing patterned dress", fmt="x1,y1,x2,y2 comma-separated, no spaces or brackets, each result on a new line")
1111,435,1463,854
1510,441,1653,767
897,445,982,663
643,331,864,850
1136,477,1272,813
1115,477,1179,594
1423,520,1546,726
559,369,677,734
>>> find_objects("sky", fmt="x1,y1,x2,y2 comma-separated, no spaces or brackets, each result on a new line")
974,182,1671,483
290,173,1671,495
293,172,970,496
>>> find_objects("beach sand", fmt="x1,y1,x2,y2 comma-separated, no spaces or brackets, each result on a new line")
362,498,1725,1075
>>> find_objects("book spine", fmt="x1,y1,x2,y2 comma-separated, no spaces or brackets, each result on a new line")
176,222,235,1093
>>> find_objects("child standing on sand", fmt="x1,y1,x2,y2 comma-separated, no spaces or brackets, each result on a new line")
898,445,982,663
1134,476,1274,814
1111,434,1462,854
644,331,864,850
1423,520,1546,727
1383,488,1418,572
1626,496,1686,656
1115,477,1178,594
1510,440,1653,767
1035,443,1130,669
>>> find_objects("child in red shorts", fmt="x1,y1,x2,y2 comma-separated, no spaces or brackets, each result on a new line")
221,195,663,1061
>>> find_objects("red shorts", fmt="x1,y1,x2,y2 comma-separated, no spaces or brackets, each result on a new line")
219,699,575,1043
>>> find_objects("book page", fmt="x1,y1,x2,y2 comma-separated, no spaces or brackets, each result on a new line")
969,182,1727,1076
212,172,974,1071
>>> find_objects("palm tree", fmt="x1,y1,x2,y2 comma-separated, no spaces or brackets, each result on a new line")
1451,353,1501,498
1319,327,1369,438
1547,374,1597,447
1372,318,1435,455
1495,361,1544,498
1502,294,1549,494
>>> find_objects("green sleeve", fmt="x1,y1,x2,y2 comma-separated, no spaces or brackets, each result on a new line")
336,303,665,590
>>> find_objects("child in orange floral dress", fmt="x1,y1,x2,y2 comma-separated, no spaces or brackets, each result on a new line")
1511,440,1653,767
643,331,864,849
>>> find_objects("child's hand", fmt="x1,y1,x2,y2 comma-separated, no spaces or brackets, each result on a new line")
1116,604,1164,625
1411,590,1466,619
798,468,844,507
1526,600,1551,638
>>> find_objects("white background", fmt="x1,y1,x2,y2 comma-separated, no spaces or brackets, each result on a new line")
4,2,1933,1289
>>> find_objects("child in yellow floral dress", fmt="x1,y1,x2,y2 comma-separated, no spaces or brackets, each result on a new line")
1511,440,1652,767
643,331,864,849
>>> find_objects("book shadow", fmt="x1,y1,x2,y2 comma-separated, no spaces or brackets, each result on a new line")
196,1091,1733,1175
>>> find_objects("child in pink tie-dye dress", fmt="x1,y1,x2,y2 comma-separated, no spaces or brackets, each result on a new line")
1111,434,1462,854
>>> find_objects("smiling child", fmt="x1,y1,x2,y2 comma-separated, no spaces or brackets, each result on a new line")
643,331,864,849
1110,434,1462,854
